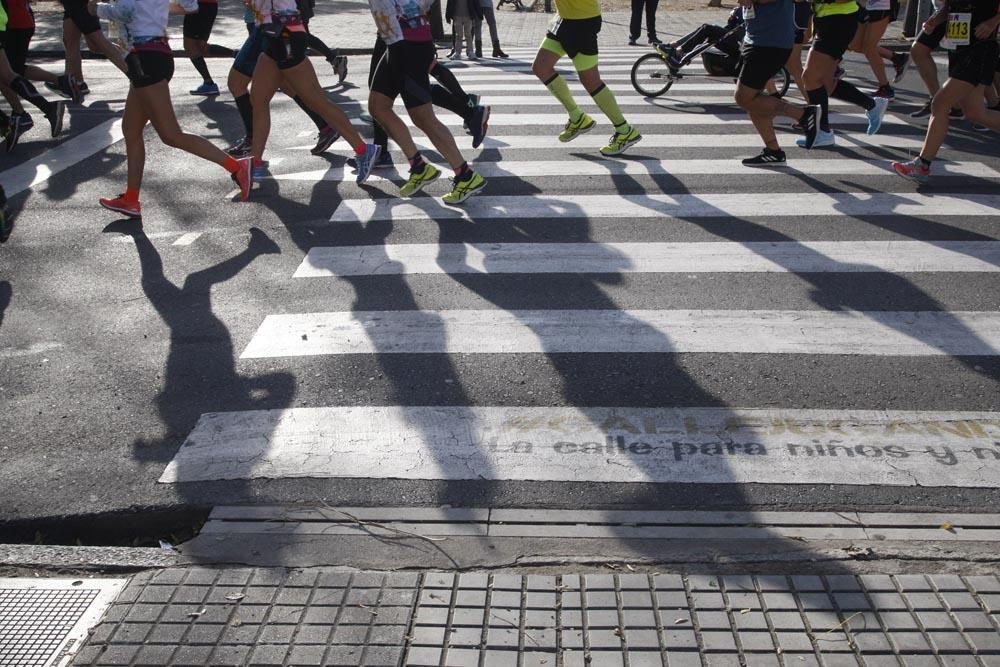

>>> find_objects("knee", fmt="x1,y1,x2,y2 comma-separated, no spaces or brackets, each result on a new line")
930,93,952,116
532,61,553,80
158,131,183,149
734,89,754,109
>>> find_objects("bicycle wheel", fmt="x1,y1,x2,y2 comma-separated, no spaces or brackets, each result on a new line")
631,52,674,97
772,65,791,99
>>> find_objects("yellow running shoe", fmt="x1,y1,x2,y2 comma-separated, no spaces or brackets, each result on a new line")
400,162,441,197
442,170,486,205
600,125,642,156
558,113,596,143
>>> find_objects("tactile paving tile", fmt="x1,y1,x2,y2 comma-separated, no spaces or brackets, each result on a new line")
0,579,125,667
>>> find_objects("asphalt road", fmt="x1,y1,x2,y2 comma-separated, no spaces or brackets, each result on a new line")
1,50,998,536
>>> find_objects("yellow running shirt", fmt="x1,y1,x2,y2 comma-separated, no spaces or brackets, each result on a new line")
555,0,600,20
814,0,858,18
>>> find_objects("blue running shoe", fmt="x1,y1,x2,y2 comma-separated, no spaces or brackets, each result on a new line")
190,82,220,96
354,144,381,184
866,96,889,135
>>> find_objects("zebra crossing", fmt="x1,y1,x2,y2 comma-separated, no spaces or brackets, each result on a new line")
161,48,1000,493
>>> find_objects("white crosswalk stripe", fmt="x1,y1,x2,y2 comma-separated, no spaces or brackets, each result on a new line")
164,48,1000,489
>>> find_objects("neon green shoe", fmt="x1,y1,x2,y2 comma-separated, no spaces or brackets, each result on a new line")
399,162,441,197
442,170,486,205
600,125,642,156
558,113,596,143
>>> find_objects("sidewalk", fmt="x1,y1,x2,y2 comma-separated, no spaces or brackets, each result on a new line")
8,566,993,666
26,3,909,59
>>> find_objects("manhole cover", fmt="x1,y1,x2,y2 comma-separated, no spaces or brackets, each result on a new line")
0,578,125,667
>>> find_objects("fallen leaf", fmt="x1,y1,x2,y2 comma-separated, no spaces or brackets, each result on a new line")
224,593,245,602
613,627,625,639
674,617,689,624
186,608,206,619
941,522,956,533
740,608,751,614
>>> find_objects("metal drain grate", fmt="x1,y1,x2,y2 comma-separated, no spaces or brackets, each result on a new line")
0,579,125,667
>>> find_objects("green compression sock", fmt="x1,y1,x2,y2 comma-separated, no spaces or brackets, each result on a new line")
590,83,625,128
544,73,582,122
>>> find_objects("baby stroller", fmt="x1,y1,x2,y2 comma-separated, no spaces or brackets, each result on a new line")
630,20,790,99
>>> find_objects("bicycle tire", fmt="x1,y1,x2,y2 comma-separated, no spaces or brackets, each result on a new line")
631,52,674,97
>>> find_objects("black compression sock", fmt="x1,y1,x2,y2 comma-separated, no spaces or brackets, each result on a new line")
806,86,830,132
11,77,54,115
293,95,326,130
235,93,254,136
190,56,214,84
430,62,468,99
431,84,471,120
832,80,875,112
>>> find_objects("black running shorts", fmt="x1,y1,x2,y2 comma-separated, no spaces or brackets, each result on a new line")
131,50,174,88
948,39,999,86
811,12,858,59
546,16,602,60
183,2,218,41
738,44,792,90
794,2,813,44
370,40,434,109
915,21,946,49
3,28,32,74
859,8,893,22
264,30,308,69
59,0,101,35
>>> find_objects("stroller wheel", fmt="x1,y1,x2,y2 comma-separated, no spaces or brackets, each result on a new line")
631,52,675,97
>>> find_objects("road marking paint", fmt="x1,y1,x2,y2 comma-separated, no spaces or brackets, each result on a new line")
172,232,202,246
277,159,996,183
159,406,1000,487
1,119,123,196
330,192,1000,223
431,133,924,150
0,342,64,359
348,111,907,128
293,241,1000,277
240,309,1000,358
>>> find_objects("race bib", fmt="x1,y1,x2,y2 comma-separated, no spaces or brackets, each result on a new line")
945,12,971,48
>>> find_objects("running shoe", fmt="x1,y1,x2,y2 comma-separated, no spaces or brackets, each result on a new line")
232,157,253,201
99,194,142,219
892,52,910,84
5,114,30,152
353,144,382,184
872,84,895,100
347,151,393,171
13,112,33,131
78,81,90,95
311,126,339,155
66,75,84,105
226,136,253,157
742,148,787,167
467,94,481,109
796,128,835,148
799,104,820,149
442,170,486,205
558,113,595,142
0,185,10,244
191,82,221,96
949,108,964,119
628,37,639,46
469,105,490,149
46,102,66,138
909,100,932,119
400,162,441,197
866,96,890,135
891,157,930,184
600,125,642,156
332,56,349,83
972,123,991,132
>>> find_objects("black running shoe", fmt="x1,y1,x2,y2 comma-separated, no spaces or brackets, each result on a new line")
742,148,787,167
910,100,932,118
949,107,964,119
0,184,10,243
46,101,66,138
5,114,29,151
226,136,252,157
892,52,909,84
799,104,820,149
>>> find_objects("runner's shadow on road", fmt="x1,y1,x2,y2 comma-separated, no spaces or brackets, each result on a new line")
0,281,11,331
109,223,296,511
